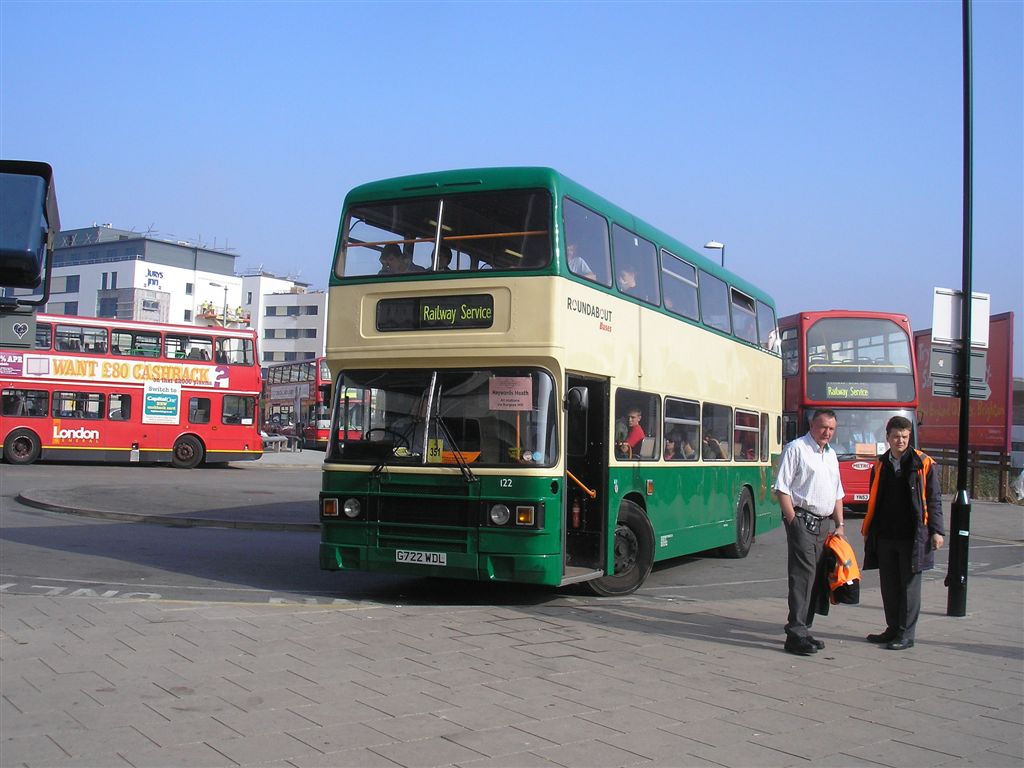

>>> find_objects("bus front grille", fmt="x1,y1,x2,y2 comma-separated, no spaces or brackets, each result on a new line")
373,495,476,527
377,524,469,553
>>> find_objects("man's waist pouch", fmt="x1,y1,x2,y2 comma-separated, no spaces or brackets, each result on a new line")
794,507,825,534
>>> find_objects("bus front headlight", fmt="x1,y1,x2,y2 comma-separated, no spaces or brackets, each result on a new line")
489,504,511,526
342,498,361,519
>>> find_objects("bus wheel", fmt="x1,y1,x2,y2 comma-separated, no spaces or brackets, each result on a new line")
4,429,41,465
171,435,204,469
721,487,754,559
587,500,654,597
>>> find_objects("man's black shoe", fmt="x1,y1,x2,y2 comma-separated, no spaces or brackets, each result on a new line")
886,637,915,651
784,637,818,656
866,629,897,644
807,635,825,650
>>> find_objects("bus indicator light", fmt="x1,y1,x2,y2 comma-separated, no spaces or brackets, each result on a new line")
322,498,339,517
515,505,535,526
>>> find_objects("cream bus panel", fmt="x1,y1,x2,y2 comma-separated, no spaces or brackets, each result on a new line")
328,276,780,420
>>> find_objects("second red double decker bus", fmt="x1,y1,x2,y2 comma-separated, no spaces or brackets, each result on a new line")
779,310,919,515
262,357,333,449
1,314,262,467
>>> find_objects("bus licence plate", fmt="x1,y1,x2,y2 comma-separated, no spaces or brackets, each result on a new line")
854,494,870,501
395,549,447,566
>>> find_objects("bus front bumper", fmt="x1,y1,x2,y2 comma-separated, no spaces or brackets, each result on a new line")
319,542,561,586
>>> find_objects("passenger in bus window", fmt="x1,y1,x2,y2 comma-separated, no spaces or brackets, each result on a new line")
702,432,728,460
379,243,425,274
617,267,637,292
665,434,681,460
665,431,693,460
566,242,595,280
432,245,453,271
618,266,653,303
680,431,697,460
616,408,646,458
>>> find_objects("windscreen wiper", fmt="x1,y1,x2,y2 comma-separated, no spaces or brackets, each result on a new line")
434,415,478,484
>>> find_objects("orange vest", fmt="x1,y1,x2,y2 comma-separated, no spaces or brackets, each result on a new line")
861,449,933,537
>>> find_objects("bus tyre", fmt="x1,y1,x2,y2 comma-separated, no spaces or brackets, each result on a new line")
4,429,41,465
721,487,754,559
172,435,204,469
587,500,654,597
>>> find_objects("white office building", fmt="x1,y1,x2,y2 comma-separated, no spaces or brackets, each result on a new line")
9,224,328,362
242,272,328,363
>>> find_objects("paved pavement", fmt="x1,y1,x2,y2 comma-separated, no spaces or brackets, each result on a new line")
3,457,1023,768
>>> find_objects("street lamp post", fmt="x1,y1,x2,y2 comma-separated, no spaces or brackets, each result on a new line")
704,240,725,268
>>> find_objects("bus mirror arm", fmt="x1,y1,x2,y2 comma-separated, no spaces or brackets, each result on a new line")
565,387,589,412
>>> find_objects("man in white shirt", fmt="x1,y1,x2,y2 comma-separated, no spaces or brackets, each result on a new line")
773,409,846,656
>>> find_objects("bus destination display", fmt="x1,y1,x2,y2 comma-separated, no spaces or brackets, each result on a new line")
376,295,494,332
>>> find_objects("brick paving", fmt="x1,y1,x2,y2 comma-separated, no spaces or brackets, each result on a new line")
2,464,1022,767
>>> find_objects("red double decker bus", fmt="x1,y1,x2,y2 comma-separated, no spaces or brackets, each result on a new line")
1,314,262,467
262,357,334,449
779,310,919,514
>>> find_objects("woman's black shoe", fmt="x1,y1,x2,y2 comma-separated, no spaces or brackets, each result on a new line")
866,629,897,644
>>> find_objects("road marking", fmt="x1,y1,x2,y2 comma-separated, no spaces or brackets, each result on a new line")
0,576,367,607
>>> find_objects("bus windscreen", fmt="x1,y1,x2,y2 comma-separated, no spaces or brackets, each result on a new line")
336,190,551,276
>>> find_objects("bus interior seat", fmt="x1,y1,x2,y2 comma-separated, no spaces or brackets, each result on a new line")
638,437,656,459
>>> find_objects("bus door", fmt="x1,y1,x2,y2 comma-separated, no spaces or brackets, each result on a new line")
563,375,608,582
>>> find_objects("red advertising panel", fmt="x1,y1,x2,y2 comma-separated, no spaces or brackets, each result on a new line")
915,312,1014,451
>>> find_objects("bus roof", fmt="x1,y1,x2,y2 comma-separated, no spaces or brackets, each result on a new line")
341,167,775,308
33,312,257,339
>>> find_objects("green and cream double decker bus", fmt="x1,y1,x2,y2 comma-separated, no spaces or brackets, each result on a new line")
320,167,781,595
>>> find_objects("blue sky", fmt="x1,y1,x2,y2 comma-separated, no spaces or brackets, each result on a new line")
2,0,1021,371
